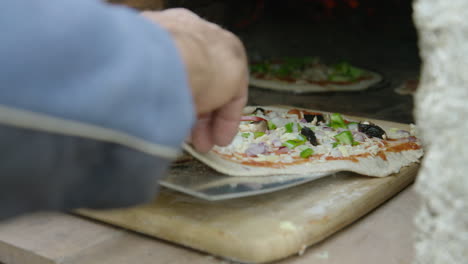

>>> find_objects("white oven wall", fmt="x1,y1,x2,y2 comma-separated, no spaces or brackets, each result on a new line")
413,0,468,263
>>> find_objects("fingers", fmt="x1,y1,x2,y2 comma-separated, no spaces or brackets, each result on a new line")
191,94,246,152
141,8,200,22
157,8,201,19
211,89,248,147
191,84,247,152
191,89,247,152
191,113,214,153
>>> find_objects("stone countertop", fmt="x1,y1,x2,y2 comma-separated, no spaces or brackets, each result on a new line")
0,186,419,264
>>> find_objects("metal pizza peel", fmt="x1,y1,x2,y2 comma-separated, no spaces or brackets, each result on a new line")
159,153,333,201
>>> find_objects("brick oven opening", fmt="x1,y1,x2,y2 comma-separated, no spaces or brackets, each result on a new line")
161,0,420,124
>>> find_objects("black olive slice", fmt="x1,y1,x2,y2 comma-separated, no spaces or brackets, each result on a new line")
358,122,386,139
304,114,325,124
251,107,266,115
301,127,319,146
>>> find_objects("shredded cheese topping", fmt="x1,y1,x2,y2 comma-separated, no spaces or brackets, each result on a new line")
213,107,420,164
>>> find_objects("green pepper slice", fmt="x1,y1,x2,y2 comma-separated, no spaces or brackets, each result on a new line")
283,140,305,149
296,134,307,142
241,132,250,138
334,131,360,146
329,113,348,129
241,133,250,138
300,148,314,158
267,121,277,130
254,132,265,139
285,122,294,133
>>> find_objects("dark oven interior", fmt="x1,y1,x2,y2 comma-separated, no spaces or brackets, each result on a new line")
170,0,420,123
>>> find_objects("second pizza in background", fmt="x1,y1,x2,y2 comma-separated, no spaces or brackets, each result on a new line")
249,57,382,93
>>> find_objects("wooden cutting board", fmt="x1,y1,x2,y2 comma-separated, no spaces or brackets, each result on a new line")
78,115,420,263
78,164,418,263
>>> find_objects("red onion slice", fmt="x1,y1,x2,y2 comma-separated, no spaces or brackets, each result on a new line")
272,139,282,147
336,128,348,133
241,116,266,122
352,131,368,142
245,143,266,156
275,146,289,154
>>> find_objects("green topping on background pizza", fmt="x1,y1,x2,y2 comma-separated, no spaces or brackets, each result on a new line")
251,58,367,82
332,61,353,74
250,63,269,74
328,61,364,82
328,74,353,82
334,131,360,146
250,57,319,78
270,64,295,77
300,148,314,158
329,113,348,129
241,133,250,138
348,66,363,78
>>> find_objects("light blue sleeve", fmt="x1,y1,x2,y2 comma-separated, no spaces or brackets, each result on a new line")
0,0,195,151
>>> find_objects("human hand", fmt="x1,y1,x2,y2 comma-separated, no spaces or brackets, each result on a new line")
142,9,248,153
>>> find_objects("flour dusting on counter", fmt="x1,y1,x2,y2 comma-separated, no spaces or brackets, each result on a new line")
305,183,372,218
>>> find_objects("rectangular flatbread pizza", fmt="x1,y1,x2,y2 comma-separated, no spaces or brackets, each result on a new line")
184,106,423,177
249,58,382,93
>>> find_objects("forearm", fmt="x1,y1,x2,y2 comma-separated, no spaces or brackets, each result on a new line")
0,0,194,219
